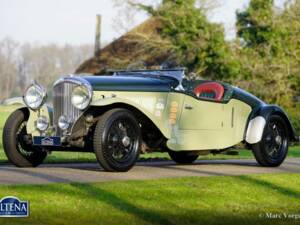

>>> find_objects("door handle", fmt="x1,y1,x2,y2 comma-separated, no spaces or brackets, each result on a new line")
185,104,193,110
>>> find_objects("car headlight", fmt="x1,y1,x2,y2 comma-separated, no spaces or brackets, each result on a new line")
58,115,70,130
71,85,92,110
23,83,47,110
36,116,49,131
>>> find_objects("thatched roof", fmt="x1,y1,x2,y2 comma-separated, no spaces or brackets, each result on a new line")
75,18,173,75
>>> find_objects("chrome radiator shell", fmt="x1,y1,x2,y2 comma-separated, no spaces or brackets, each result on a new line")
52,76,92,136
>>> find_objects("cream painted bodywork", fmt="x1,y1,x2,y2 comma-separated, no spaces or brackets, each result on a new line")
3,97,53,136
26,105,53,136
91,91,252,151
92,91,172,138
5,91,253,151
168,95,252,150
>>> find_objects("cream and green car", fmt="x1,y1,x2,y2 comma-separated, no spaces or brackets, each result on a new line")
2,69,298,171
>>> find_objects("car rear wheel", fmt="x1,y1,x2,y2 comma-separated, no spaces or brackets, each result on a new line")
3,109,47,167
93,109,141,172
168,151,199,164
252,115,288,167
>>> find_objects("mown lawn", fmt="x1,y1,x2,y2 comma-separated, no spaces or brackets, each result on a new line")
0,173,299,225
0,105,299,164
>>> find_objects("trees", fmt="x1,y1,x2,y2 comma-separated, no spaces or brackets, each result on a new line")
236,0,274,48
233,0,300,132
0,39,18,100
111,0,160,34
18,43,93,89
128,0,299,113
235,0,300,108
133,0,240,80
0,39,93,101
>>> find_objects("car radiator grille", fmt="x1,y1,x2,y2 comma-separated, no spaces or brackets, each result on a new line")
53,82,81,136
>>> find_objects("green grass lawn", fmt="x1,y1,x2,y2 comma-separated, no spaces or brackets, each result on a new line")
0,105,299,164
0,173,299,225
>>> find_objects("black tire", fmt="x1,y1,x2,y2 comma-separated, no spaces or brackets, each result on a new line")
93,109,141,172
252,115,289,167
3,109,47,167
168,151,199,164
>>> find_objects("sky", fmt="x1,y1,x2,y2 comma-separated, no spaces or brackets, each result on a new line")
0,0,285,46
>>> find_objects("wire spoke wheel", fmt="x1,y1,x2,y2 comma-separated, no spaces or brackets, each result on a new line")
252,115,288,167
106,120,137,163
16,121,34,157
3,109,47,167
262,120,286,159
93,109,141,172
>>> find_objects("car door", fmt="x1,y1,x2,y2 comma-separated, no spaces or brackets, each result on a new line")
179,95,229,130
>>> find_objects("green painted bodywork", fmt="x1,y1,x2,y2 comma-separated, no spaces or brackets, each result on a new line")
83,76,176,92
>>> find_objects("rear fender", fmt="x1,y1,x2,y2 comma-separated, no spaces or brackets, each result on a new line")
245,105,297,144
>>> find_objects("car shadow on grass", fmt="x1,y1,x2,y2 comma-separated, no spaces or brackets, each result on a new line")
14,181,174,225
3,176,299,225
232,175,300,199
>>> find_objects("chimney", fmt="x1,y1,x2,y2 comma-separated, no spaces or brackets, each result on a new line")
95,14,102,56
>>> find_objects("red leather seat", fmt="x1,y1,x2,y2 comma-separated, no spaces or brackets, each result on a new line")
194,82,224,101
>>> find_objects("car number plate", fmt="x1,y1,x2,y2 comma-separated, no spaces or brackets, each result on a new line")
33,136,61,146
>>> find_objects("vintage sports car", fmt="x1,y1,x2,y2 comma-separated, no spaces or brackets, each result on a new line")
2,69,298,171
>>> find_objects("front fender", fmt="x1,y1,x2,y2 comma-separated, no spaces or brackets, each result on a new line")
90,93,171,139
245,105,297,144
26,105,53,135
3,97,26,108
3,97,53,135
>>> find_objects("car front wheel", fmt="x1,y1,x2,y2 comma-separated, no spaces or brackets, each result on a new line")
3,109,47,167
252,115,289,167
93,109,141,172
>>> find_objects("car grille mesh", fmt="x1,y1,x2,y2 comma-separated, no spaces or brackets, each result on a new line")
53,82,81,136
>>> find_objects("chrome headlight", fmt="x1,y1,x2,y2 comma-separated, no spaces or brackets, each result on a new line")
36,116,49,131
23,83,47,110
58,115,70,130
71,85,92,110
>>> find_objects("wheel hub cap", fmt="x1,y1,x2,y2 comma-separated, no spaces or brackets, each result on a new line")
122,136,131,147
275,135,282,145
